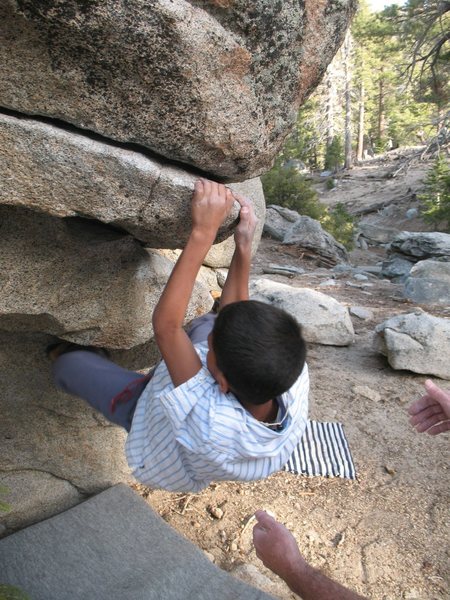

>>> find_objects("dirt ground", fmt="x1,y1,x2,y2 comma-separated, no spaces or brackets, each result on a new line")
136,153,450,600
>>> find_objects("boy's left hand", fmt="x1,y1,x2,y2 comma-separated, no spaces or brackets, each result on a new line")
233,192,258,251
191,179,235,239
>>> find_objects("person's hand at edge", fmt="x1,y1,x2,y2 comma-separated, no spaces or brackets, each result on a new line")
252,510,307,585
409,379,450,435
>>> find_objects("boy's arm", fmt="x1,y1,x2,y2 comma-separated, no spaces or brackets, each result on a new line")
152,180,234,387
219,193,258,309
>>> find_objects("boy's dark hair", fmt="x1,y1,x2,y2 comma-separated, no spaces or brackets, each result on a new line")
212,300,306,405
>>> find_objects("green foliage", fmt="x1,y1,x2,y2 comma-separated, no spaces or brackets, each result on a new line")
261,166,355,248
261,166,325,220
420,155,450,230
326,178,336,190
0,485,11,513
322,203,356,250
324,137,344,172
0,585,31,600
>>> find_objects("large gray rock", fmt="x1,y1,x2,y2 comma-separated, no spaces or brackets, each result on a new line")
263,205,300,241
0,485,275,599
390,231,450,260
404,260,450,306
357,223,401,245
0,333,134,535
381,257,415,281
283,216,349,265
250,278,355,346
374,312,450,379
0,113,251,248
0,206,213,349
0,0,357,179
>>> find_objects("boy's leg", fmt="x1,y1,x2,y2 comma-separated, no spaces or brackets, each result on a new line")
186,312,216,345
52,350,149,430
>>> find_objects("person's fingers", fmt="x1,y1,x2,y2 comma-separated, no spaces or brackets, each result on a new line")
254,510,275,525
409,403,443,425
200,177,212,196
427,419,450,435
408,394,433,415
217,182,227,200
232,192,251,208
425,379,450,408
413,411,446,432
194,179,204,196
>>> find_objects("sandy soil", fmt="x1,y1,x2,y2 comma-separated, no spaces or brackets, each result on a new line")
135,154,450,600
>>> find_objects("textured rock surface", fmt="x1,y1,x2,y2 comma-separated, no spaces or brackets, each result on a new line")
0,113,249,248
283,216,349,264
0,206,213,348
0,332,134,535
250,278,355,346
0,0,357,179
389,231,450,260
263,205,301,241
357,223,401,245
381,257,415,281
404,260,450,306
374,311,450,379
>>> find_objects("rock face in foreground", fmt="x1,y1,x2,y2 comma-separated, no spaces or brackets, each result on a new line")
374,312,450,380
250,278,355,346
0,0,357,179
0,332,133,535
0,206,213,349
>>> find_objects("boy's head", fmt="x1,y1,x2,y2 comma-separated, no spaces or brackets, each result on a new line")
210,300,306,405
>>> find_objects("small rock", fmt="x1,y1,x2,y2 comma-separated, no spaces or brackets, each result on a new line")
204,551,216,562
403,588,420,599
352,385,381,403
230,541,238,552
350,306,373,320
208,506,224,520
405,208,419,219
306,529,321,543
331,531,345,547
333,264,353,274
384,465,396,475
358,237,369,250
193,522,201,528
353,273,369,281
319,279,337,287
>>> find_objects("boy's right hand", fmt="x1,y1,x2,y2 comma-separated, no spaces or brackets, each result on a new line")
233,192,258,251
191,179,235,239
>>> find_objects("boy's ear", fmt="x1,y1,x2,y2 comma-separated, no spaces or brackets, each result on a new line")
216,371,230,394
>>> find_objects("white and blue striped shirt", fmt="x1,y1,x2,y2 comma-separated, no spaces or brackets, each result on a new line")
126,342,309,492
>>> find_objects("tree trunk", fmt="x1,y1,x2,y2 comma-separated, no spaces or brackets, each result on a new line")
377,69,386,147
325,68,337,148
357,79,365,162
344,31,353,169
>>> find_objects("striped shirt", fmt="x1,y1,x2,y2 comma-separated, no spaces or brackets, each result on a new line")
125,342,309,492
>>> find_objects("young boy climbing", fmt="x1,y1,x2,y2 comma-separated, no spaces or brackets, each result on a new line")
50,179,310,492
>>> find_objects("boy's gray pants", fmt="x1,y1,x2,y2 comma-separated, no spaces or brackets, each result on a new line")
52,313,216,431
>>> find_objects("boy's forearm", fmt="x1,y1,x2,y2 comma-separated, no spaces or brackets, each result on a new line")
286,564,366,600
153,229,215,333
219,244,252,308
